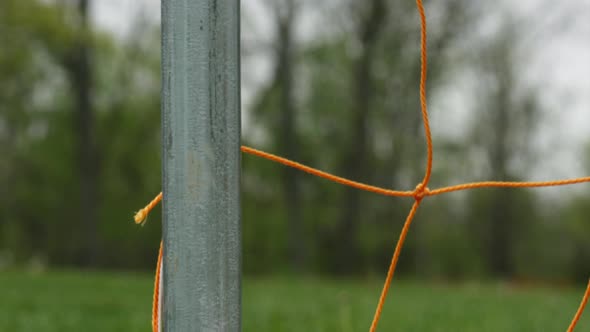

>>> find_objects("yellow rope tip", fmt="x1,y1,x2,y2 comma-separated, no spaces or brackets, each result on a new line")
134,210,147,226
134,192,162,227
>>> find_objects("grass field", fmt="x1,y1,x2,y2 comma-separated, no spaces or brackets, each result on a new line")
0,270,588,331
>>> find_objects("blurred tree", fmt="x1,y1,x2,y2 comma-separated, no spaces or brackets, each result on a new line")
0,0,161,268
272,0,305,271
0,0,76,263
298,37,355,273
62,0,100,266
564,195,590,282
332,0,388,274
242,0,306,272
562,142,590,282
466,21,540,278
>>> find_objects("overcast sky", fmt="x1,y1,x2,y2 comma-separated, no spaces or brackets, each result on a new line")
91,0,590,191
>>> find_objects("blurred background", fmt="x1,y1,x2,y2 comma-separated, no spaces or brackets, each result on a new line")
1,0,590,330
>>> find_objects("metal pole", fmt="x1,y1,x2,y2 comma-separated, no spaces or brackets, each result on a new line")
161,0,241,330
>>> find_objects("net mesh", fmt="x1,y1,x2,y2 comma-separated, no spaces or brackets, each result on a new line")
133,0,590,330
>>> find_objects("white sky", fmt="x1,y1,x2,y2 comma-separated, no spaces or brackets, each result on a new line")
92,0,590,193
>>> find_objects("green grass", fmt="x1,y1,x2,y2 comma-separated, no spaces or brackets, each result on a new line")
0,270,588,331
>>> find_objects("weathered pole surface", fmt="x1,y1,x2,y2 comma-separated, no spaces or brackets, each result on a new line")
161,0,241,330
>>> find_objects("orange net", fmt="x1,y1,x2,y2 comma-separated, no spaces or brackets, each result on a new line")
133,0,590,330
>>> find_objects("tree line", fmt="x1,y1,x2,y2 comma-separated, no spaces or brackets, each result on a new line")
1,0,589,282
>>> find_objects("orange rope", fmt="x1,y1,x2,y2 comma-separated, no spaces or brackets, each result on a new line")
132,176,590,217
240,146,414,197
369,199,422,332
134,203,163,331
370,2,431,329
152,241,163,332
428,177,590,196
132,0,590,330
568,279,590,332
415,0,432,188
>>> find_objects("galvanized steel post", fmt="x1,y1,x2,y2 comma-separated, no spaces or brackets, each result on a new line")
161,0,241,330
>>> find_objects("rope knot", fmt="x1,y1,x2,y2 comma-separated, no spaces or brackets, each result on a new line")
413,183,430,201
